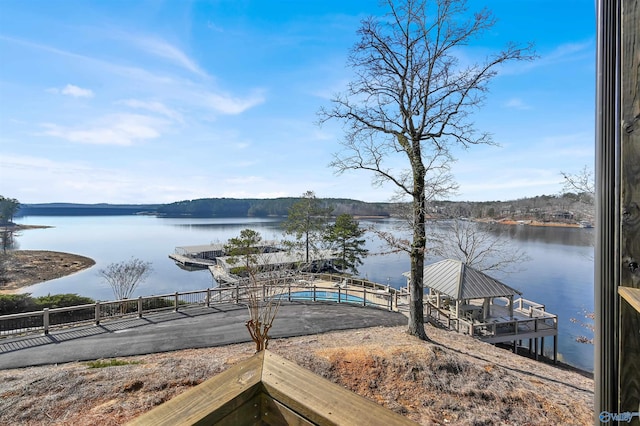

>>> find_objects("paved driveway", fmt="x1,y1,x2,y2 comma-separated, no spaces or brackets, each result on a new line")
0,302,407,369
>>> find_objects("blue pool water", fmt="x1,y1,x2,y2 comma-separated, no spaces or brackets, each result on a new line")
282,290,366,304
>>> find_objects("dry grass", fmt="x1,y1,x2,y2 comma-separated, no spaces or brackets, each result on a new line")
0,324,593,425
0,250,95,294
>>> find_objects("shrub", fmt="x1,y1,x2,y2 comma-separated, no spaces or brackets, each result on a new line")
34,293,95,310
86,359,142,368
0,294,37,315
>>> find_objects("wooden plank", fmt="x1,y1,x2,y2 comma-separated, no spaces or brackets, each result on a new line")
261,351,417,425
127,350,418,425
126,353,263,426
264,397,316,426
480,329,558,344
213,392,263,426
619,0,640,416
619,287,640,313
619,298,640,418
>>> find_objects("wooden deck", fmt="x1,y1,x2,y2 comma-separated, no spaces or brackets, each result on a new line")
168,253,216,268
127,350,416,425
424,296,558,361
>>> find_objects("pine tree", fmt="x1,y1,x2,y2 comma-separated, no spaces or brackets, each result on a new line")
282,191,333,263
324,214,369,275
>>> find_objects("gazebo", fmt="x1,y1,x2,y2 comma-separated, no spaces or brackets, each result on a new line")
405,259,558,362
404,259,522,322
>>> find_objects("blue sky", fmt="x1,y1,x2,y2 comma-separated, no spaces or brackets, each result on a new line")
0,1,596,204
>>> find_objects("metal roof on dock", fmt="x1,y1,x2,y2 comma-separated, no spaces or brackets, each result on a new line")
175,243,226,254
406,259,522,300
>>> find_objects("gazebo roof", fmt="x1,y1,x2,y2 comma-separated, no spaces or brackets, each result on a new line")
406,259,522,300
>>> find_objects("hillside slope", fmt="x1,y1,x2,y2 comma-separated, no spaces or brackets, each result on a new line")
0,324,593,425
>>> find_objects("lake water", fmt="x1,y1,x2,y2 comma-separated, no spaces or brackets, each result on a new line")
12,215,594,371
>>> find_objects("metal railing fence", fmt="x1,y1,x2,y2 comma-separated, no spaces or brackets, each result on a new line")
0,275,402,337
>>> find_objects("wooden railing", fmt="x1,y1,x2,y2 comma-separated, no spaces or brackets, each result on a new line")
0,275,403,337
424,298,558,342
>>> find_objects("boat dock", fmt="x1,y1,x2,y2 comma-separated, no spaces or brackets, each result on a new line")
413,259,559,362
169,243,338,284
168,253,217,268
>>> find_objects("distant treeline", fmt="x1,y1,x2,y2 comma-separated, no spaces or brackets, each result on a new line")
157,197,393,217
17,203,160,217
16,192,594,221
17,198,394,218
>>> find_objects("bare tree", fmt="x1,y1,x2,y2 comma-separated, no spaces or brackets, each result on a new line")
429,220,529,275
99,258,152,300
224,229,289,352
0,252,10,286
1,227,18,254
561,165,595,199
0,228,18,286
319,0,534,339
562,165,595,343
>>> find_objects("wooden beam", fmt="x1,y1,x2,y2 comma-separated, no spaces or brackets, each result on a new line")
619,0,640,415
261,351,417,425
619,287,640,313
127,350,417,425
126,354,264,426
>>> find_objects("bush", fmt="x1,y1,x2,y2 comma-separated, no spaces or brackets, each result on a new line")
230,266,249,277
34,293,95,310
0,293,95,315
0,294,37,315
86,359,142,369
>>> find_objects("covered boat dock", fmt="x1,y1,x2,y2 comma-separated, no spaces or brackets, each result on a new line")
406,259,558,362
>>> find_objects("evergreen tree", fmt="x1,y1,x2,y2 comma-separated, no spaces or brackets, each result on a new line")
282,191,333,263
0,196,20,225
324,214,368,274
223,228,262,274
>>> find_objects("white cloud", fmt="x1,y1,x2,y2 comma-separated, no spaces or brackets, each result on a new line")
501,39,594,76
0,154,80,175
119,99,183,122
128,36,208,78
231,160,259,168
504,98,530,110
224,176,264,185
206,21,224,33
219,190,289,199
47,84,94,98
62,84,94,98
202,91,266,115
6,35,264,119
40,114,164,146
543,40,594,65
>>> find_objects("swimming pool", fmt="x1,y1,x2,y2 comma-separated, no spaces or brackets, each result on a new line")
280,290,366,304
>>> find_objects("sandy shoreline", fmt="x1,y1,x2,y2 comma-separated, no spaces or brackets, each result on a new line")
0,250,96,295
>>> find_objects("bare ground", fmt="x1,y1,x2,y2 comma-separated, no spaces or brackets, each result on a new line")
0,323,593,425
0,250,96,294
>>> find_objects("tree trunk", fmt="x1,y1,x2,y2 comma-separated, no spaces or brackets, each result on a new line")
407,157,428,340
